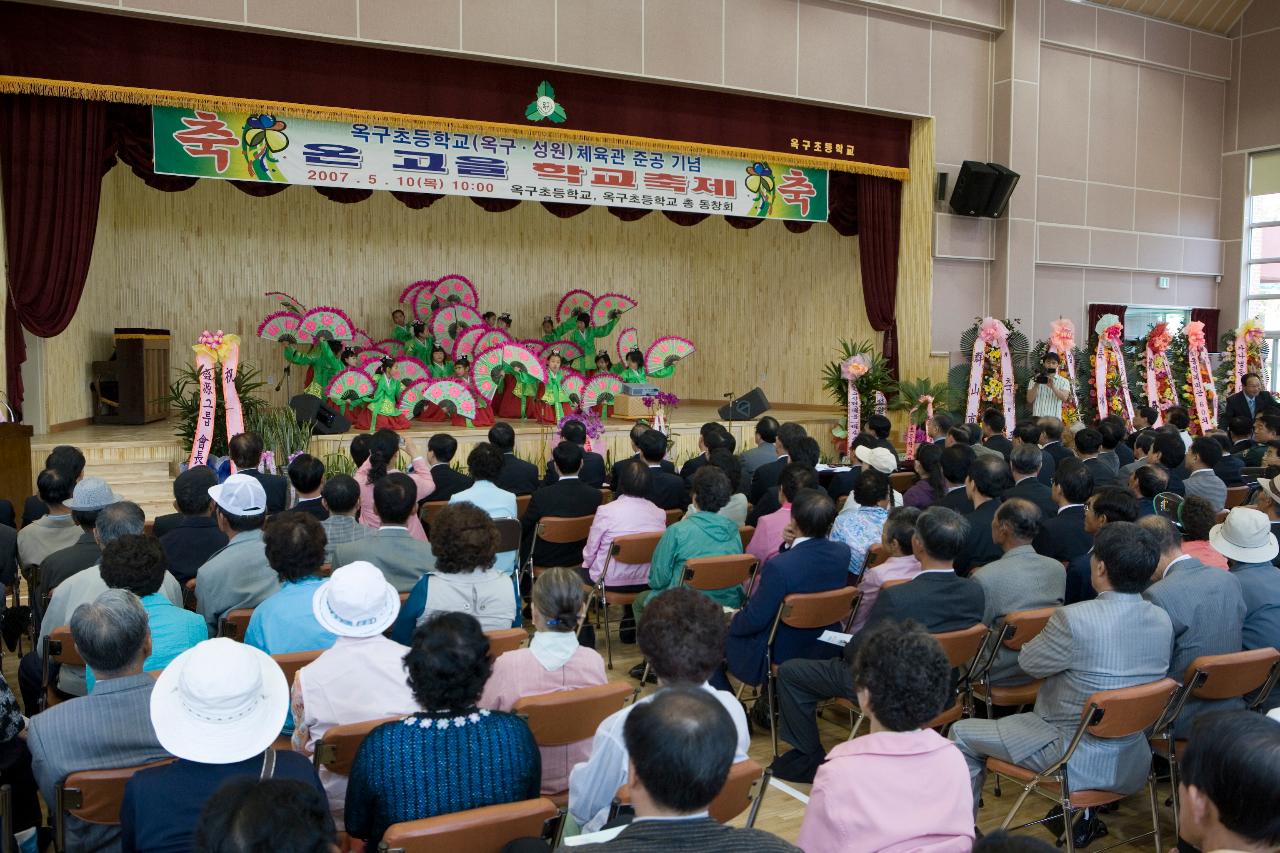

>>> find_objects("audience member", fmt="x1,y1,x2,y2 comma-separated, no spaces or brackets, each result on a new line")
334,472,436,591
726,489,848,701
903,443,946,509
120,639,324,851
22,445,85,527
1245,413,1280,467
830,469,890,576
353,432,434,540
1227,414,1255,457
633,467,744,624
927,412,955,446
245,513,336,655
797,621,974,853
346,612,539,845
1065,487,1138,604
972,500,1066,685
972,832,1058,853
1178,494,1229,569
1038,417,1073,465
750,423,806,505
480,568,606,793
750,432,820,525
679,423,730,482
1253,475,1280,568
159,467,228,586
423,433,474,502
1013,420,1055,486
950,522,1173,842
349,433,372,470
34,476,119,606
863,413,896,454
956,454,1008,575
748,463,817,566
196,474,280,634
193,777,337,853
982,409,1012,459
1211,429,1246,486
608,423,676,491
1130,463,1168,518
740,416,781,499
1176,711,1280,853
568,588,749,834
1006,443,1056,519
825,433,871,502
1118,430,1155,482
544,419,606,487
318,474,370,566
286,454,328,520
229,432,289,514
392,502,520,640
523,442,603,569
1224,371,1279,422
1167,407,1194,448
1032,458,1093,562
17,468,80,570
29,590,169,851
772,506,984,783
292,562,417,827
690,448,748,524
847,507,922,635
1073,428,1116,488
635,428,688,510
488,422,541,495
1101,416,1134,468
1184,437,1229,512
1211,508,1280,710
450,442,520,573
1150,430,1189,496
1138,516,1245,736
938,445,975,514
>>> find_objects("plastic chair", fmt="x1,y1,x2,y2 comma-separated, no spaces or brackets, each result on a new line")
613,759,769,828
40,625,84,711
590,531,663,669
1151,647,1280,833
1224,485,1250,509
664,507,684,526
682,554,759,594
973,607,1056,720
889,471,918,493
377,797,560,853
485,628,528,659
271,650,324,688
514,681,636,806
598,487,613,504
986,678,1179,853
493,518,522,554
54,759,175,852
527,515,596,580
417,500,449,533
217,608,255,640
0,784,11,853
738,525,755,550
313,716,402,776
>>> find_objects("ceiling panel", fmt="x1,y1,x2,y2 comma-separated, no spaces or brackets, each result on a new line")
1086,0,1252,35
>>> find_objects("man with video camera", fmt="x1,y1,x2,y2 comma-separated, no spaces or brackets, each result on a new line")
1027,352,1073,419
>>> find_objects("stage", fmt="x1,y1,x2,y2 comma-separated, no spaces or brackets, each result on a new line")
29,403,842,520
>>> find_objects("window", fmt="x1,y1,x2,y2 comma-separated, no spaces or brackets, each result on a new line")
1245,150,1280,390
1123,306,1190,341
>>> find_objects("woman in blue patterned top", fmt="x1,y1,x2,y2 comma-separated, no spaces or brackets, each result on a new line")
344,611,540,845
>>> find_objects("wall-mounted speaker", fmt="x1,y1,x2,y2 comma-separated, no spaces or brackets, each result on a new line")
948,160,1020,218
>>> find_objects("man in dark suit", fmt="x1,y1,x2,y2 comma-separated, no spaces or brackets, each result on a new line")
1245,412,1280,467
1147,430,1187,495
636,429,688,510
285,453,329,520
1064,487,1137,604
1227,415,1256,458
1129,463,1169,518
863,414,897,455
1099,418,1134,469
1039,417,1074,466
1007,443,1057,519
158,467,228,585
424,433,474,502
1223,372,1280,424
749,422,807,505
609,423,676,490
1074,427,1117,489
488,422,540,496
1014,420,1055,487
772,506,985,783
956,455,1007,575
522,442,602,568
981,410,1013,459
937,445,975,514
1126,406,1157,449
21,445,87,528
1212,431,1246,487
544,419,606,488
824,434,874,502
1032,458,1094,563
678,422,733,482
749,435,819,525
927,412,955,447
229,432,288,514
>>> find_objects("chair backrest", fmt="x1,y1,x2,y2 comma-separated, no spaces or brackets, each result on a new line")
492,518,522,553
58,759,175,826
45,626,84,667
418,500,449,530
272,650,323,688
738,525,755,550
1214,508,1230,524
516,494,532,519
664,507,684,526
835,495,848,513
889,471,918,493
608,531,664,566
931,623,989,668
314,716,402,775
1224,485,1250,509
536,515,595,545
598,487,613,504
683,554,758,592
218,608,255,640
1184,647,1280,700
1084,678,1179,738
707,758,764,824
485,628,528,658
1000,607,1057,651
378,797,559,853
779,587,860,631
513,682,635,747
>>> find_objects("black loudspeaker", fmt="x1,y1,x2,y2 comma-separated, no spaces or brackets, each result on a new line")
949,161,998,216
718,387,771,421
289,394,351,435
982,163,1021,218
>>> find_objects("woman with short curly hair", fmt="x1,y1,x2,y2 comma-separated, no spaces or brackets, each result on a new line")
796,620,975,852
345,612,540,846
390,502,521,642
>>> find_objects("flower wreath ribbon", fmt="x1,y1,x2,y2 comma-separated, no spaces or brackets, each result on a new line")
1234,319,1264,392
905,395,934,462
842,356,871,446
186,331,246,471
965,318,1015,436
1186,321,1216,434
1094,320,1135,425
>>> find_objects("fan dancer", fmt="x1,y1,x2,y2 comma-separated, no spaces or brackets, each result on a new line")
427,346,452,378
406,320,434,362
536,352,574,424
566,310,620,372
332,347,364,417
347,356,411,431
619,348,676,383
446,357,494,427
285,339,344,398
592,352,619,376
541,314,571,343
390,308,412,343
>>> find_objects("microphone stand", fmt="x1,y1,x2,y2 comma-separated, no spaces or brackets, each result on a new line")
724,391,735,432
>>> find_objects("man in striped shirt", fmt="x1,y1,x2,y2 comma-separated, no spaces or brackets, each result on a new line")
1026,352,1073,419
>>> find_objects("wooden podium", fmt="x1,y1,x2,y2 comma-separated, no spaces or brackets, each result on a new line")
92,329,171,425
0,423,33,516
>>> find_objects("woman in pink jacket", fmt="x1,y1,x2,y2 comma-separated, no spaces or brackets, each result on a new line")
797,621,974,853
353,431,435,541
479,568,606,794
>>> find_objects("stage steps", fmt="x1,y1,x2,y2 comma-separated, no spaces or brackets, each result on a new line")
81,458,176,523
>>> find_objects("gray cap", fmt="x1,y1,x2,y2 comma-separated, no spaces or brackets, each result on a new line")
64,477,124,511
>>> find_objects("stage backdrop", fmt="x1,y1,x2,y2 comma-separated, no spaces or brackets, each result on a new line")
38,163,885,427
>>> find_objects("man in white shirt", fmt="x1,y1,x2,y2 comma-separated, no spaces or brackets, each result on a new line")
449,442,519,573
1026,352,1072,420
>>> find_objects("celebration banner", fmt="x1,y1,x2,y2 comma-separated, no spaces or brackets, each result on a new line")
152,106,829,222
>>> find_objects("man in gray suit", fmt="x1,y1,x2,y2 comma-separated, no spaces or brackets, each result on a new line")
334,472,435,591
739,416,779,500
195,474,279,635
1182,438,1228,513
1211,507,1280,711
951,523,1173,835
28,590,169,852
1138,515,1245,736
971,499,1066,685
1116,431,1154,483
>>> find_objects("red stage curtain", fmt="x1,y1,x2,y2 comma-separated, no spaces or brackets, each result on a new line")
784,221,813,234
1087,304,1127,341
725,216,764,230
391,191,442,210
827,172,860,238
856,175,902,377
1191,307,1220,350
662,211,709,227
607,207,652,222
1,95,113,414
108,105,197,193
541,201,590,219
230,180,289,197
471,197,520,213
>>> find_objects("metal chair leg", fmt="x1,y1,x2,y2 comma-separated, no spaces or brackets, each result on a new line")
1167,740,1181,836
603,595,613,670
1148,772,1164,853
745,767,771,829
767,670,778,758
1061,798,1077,853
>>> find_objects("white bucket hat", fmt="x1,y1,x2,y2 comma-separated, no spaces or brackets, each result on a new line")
1209,507,1279,564
1258,475,1280,507
150,638,288,764
208,473,267,516
312,561,401,638
855,445,898,475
